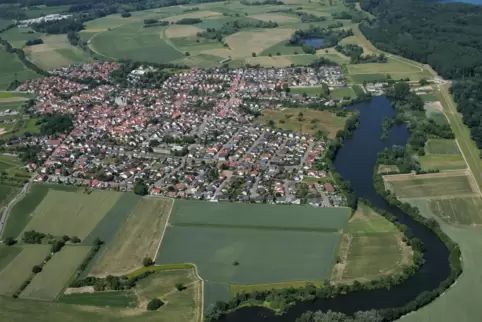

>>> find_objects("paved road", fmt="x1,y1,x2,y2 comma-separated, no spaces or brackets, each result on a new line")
0,181,30,239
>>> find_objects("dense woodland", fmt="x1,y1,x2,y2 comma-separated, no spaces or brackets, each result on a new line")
335,43,386,64
359,0,482,149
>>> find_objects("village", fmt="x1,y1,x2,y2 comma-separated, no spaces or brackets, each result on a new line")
13,61,347,207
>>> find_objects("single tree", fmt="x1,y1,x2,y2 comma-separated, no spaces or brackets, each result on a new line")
4,236,16,246
70,236,81,243
143,257,154,267
175,282,186,291
233,260,239,266
252,52,256,57
32,265,42,274
185,52,190,56
62,235,70,242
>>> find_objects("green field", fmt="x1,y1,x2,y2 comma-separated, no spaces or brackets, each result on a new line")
384,173,476,198
20,189,121,239
0,246,22,271
59,291,138,308
425,139,461,155
0,185,19,209
0,27,43,48
377,164,400,174
419,155,466,171
21,246,91,300
0,45,39,90
333,204,410,281
169,199,350,230
427,197,482,226
0,245,50,295
425,101,449,125
158,226,341,284
330,86,356,99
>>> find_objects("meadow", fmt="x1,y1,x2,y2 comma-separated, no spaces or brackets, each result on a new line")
418,155,466,171
0,45,39,90
59,291,139,308
332,204,411,282
425,139,461,155
383,172,477,198
0,245,50,295
21,246,92,300
0,27,44,49
20,189,121,239
427,197,482,226
89,197,173,277
255,108,347,138
0,245,22,271
0,185,19,209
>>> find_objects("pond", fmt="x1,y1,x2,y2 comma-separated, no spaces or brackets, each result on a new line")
217,97,452,321
303,38,324,49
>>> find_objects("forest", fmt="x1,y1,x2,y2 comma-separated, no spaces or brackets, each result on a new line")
359,0,482,149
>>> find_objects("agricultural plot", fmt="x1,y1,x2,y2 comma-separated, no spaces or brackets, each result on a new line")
25,35,91,70
424,101,449,125
256,107,347,138
165,25,203,38
89,197,173,277
332,204,411,282
0,246,22,272
331,87,356,99
164,10,222,22
428,197,482,226
0,27,43,48
225,28,295,58
383,172,476,198
169,199,350,230
419,155,466,171
425,139,461,155
377,164,400,174
20,188,121,239
21,246,92,300
59,291,138,308
157,226,341,284
0,185,19,209
250,13,300,24
347,57,428,81
0,245,50,295
0,45,39,90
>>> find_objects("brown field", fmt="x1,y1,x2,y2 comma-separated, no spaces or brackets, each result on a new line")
226,29,294,57
256,108,347,138
164,11,222,22
89,198,174,277
250,13,299,24
383,169,470,182
165,25,203,38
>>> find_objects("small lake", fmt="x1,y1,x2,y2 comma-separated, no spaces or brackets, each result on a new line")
217,97,451,321
303,38,324,49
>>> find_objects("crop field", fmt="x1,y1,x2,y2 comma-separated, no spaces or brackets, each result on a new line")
0,246,22,272
347,57,426,80
165,25,203,38
21,246,92,300
256,108,347,138
59,291,138,308
89,197,173,277
425,101,449,125
25,35,91,70
0,185,19,209
0,45,39,90
419,155,466,171
0,245,50,295
330,87,356,99
2,184,79,239
157,225,341,284
0,27,43,48
20,189,121,239
332,204,410,282
383,172,477,198
225,28,295,58
425,139,461,155
427,197,482,226
169,199,350,230
250,13,300,24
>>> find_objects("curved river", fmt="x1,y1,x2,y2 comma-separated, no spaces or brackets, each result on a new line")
220,96,452,321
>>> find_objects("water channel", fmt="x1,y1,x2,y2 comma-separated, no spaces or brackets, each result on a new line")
220,96,452,321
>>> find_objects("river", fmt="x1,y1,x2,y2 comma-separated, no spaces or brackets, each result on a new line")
219,97,452,321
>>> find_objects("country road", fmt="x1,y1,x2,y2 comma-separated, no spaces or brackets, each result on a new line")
0,181,30,239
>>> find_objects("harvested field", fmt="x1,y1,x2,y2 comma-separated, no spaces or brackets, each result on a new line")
256,107,347,138
0,245,50,295
157,225,341,284
419,155,466,171
21,246,92,300
383,171,476,198
165,25,203,38
169,199,350,230
20,189,121,239
90,198,173,277
428,196,482,226
246,55,294,67
425,139,460,155
59,291,138,308
164,10,222,22
225,29,294,57
250,13,299,24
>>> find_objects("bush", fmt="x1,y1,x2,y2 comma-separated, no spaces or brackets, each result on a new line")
121,12,132,18
185,52,190,56
51,240,65,253
175,283,186,291
71,236,81,243
22,230,45,244
147,298,164,311
142,257,154,267
4,236,16,246
32,265,42,274
62,235,70,242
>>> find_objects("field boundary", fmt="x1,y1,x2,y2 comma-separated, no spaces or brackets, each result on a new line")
153,197,175,262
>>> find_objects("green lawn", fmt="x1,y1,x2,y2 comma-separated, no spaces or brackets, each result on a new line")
59,291,138,308
425,139,461,155
21,246,92,300
0,45,39,90
419,155,466,171
330,86,356,99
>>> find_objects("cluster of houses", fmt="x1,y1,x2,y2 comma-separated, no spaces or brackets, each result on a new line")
14,62,346,207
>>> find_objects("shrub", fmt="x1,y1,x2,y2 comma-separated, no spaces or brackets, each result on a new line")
62,235,70,242
4,236,16,246
71,236,81,243
32,265,42,274
142,257,154,267
175,282,186,291
51,240,65,253
147,298,164,311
